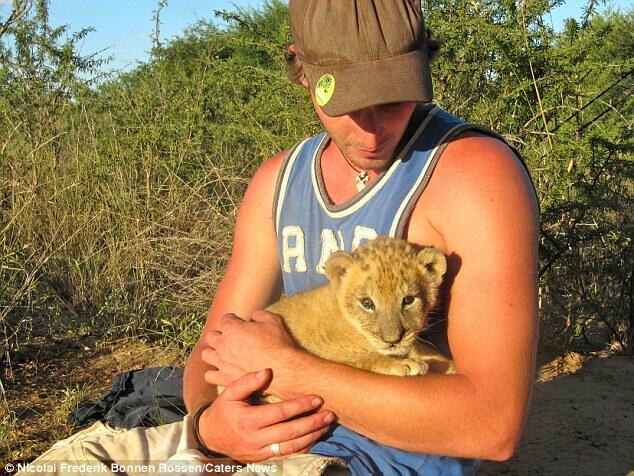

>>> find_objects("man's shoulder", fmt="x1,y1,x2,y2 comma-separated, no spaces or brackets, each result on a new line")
260,149,290,177
247,149,291,197
436,130,531,194
446,128,516,156
249,132,324,196
419,129,538,234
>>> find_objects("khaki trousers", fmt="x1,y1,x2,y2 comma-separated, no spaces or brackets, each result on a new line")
16,416,348,476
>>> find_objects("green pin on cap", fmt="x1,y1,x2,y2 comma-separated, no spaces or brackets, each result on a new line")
315,74,335,107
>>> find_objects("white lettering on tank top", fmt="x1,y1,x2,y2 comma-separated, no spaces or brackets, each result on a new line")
282,225,378,274
351,225,378,251
316,229,345,274
282,225,307,273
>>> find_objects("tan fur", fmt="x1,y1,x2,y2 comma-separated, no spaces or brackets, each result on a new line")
262,237,454,402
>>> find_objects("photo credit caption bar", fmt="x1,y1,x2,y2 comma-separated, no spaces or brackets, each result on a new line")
6,461,281,474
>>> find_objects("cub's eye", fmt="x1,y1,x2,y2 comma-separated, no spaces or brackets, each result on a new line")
402,295,415,306
360,298,375,310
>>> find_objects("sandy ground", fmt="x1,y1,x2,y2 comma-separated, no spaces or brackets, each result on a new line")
479,354,634,476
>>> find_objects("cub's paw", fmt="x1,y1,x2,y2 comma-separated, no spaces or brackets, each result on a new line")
389,358,430,376
256,393,282,405
444,360,457,375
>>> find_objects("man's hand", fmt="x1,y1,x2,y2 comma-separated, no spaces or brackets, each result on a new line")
198,369,334,463
202,311,299,398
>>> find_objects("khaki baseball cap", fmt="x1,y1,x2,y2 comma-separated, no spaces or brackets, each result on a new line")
289,0,433,116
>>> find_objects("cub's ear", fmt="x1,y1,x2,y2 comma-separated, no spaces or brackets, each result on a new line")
324,251,354,283
416,247,447,287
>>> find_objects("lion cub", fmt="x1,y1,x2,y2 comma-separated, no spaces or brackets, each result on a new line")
266,237,455,385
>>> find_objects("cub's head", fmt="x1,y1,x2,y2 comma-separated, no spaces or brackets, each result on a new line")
324,237,447,356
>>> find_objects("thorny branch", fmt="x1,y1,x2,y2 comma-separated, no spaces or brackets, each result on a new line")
0,0,31,39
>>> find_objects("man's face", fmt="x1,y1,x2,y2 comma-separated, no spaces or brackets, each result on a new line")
313,100,417,172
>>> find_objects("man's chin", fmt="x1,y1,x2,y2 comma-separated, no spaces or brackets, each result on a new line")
357,156,394,172
346,149,388,168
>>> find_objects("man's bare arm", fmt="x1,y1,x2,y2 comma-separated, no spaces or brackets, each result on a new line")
183,152,285,413
183,150,335,461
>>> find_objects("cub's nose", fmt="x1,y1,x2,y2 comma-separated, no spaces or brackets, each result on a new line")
382,327,405,344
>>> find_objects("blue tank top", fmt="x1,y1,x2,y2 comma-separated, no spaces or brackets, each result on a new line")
272,105,484,475
275,105,488,297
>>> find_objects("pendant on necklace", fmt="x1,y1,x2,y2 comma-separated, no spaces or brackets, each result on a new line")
355,170,370,192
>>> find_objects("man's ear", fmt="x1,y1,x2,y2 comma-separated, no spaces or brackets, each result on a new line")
416,247,447,287
324,251,354,283
286,43,309,88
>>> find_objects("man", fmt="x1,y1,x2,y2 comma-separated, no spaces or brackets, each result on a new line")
184,0,539,474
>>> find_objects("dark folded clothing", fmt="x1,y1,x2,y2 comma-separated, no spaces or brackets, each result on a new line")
68,366,186,429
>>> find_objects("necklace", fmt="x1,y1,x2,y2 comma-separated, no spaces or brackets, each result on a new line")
341,154,370,192
355,170,370,192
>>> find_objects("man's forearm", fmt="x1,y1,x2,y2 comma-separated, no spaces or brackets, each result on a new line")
183,344,218,413
275,349,526,461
